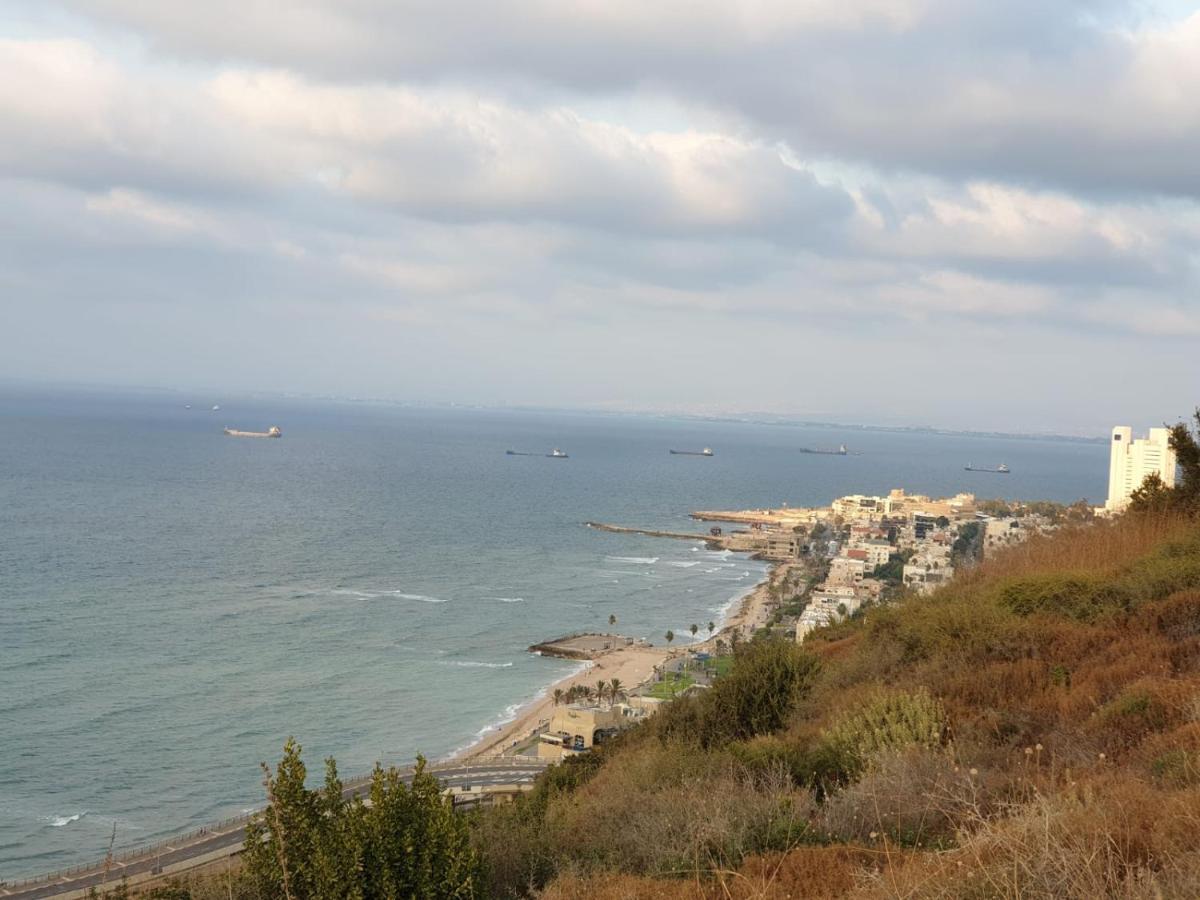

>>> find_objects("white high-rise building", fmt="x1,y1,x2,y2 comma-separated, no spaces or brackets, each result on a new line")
1106,426,1177,511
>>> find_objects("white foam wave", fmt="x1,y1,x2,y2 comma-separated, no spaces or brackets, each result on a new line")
394,592,447,603
47,812,86,827
487,597,526,603
331,589,447,603
665,561,700,568
606,556,659,565
443,660,514,669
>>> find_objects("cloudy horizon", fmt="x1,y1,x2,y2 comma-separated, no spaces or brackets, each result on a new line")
2,1,1199,434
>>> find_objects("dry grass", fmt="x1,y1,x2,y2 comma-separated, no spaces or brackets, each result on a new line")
521,516,1200,900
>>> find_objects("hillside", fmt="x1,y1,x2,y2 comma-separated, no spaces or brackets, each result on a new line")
471,512,1200,898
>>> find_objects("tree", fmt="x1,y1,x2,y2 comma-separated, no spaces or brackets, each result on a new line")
608,613,617,627
609,678,624,704
1129,472,1173,513
552,688,564,707
244,739,480,900
1129,410,1200,515
665,629,675,645
935,515,950,529
707,620,715,636
689,623,699,640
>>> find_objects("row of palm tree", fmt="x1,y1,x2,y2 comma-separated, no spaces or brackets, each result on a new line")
551,677,626,708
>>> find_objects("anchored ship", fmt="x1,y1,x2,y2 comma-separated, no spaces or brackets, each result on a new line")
964,463,1010,473
799,444,848,456
669,447,714,456
224,426,282,438
506,448,569,458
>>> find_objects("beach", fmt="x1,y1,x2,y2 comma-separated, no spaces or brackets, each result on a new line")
457,643,672,760
457,560,791,761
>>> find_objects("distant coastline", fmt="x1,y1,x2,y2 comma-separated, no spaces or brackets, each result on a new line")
0,381,1110,443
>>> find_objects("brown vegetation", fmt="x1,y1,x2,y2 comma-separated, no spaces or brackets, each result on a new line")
467,512,1200,899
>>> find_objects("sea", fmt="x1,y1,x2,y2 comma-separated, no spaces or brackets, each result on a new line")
0,386,1109,877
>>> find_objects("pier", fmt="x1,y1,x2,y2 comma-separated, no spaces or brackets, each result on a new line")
584,522,725,547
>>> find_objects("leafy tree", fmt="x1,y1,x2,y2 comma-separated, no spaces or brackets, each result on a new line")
665,629,675,644
935,515,950,529
1129,472,1173,513
244,739,479,899
552,688,564,706
1129,410,1200,515
657,639,820,748
608,614,617,627
690,623,699,639
707,620,716,636
977,498,1013,518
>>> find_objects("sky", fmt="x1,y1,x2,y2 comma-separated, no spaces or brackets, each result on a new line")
1,1,1199,434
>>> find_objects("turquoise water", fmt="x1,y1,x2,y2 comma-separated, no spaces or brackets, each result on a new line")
0,387,1107,877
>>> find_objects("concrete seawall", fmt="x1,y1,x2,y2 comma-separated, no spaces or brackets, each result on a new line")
584,522,724,547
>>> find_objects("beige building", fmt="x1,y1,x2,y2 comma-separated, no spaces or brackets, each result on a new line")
538,703,642,760
1106,426,1177,511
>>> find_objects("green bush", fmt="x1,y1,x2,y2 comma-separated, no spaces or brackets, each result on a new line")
819,688,947,781
672,639,821,748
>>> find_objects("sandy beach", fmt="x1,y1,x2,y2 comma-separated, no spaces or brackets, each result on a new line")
455,560,790,761
457,643,673,760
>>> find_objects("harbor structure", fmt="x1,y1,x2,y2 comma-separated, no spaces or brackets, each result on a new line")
1106,426,1176,511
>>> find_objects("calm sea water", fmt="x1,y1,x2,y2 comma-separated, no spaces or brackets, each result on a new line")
0,387,1108,876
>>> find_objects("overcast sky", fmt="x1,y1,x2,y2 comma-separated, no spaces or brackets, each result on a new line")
2,1,1199,433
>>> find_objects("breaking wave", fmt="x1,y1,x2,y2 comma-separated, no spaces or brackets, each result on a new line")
606,556,659,565
46,812,86,828
442,660,514,669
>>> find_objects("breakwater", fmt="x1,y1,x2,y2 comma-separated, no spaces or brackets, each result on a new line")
584,522,725,546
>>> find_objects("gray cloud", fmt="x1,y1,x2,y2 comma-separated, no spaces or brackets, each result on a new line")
1,1,1198,431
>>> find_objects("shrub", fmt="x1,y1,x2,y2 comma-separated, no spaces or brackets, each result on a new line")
657,640,820,748
820,688,947,781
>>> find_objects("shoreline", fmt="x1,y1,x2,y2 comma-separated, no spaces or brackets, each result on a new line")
451,558,783,762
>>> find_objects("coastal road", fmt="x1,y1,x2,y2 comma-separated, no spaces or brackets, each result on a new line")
1,760,549,900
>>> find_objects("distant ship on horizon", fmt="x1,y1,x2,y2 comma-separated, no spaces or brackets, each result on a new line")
506,448,569,458
224,426,282,438
799,444,848,456
965,463,1010,473
670,447,714,456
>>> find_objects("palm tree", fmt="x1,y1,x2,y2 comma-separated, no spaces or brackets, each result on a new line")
596,680,608,707
665,629,675,645
608,613,617,627
690,623,699,640
707,620,715,636
552,688,564,707
609,678,624,704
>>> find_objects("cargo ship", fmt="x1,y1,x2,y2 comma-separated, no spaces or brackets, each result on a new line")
506,448,569,458
965,463,1010,473
799,444,848,455
670,447,714,456
224,426,282,438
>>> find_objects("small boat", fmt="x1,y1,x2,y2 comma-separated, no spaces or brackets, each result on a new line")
670,448,714,456
211,405,220,411
224,426,282,438
964,463,1009,473
548,448,569,459
799,444,848,456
